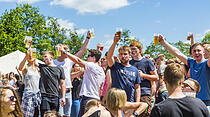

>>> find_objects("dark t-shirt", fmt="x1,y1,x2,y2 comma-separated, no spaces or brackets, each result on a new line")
150,96,209,117
130,58,155,96
72,78,82,100
39,64,65,97
110,62,141,102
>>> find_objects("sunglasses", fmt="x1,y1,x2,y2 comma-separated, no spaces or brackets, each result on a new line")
183,83,194,91
9,96,16,101
88,54,94,57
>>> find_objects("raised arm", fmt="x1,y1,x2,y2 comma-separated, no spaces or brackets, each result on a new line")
107,33,120,67
60,47,86,68
18,49,30,75
159,35,188,65
75,31,91,58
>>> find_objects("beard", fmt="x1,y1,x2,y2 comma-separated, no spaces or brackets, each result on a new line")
120,58,129,65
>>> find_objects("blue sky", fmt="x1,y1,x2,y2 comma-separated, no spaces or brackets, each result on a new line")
0,0,210,56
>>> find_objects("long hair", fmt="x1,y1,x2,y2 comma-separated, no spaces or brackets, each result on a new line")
0,86,23,117
106,88,127,112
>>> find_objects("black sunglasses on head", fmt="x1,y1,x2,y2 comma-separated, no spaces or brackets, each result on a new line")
88,54,94,57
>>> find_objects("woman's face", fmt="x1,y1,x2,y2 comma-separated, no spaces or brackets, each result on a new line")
1,89,16,113
74,64,81,72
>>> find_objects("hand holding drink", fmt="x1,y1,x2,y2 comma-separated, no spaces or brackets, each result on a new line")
31,48,36,60
187,32,193,40
89,28,95,38
24,36,32,48
116,27,122,39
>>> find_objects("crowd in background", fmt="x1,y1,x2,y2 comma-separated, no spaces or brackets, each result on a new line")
0,31,209,117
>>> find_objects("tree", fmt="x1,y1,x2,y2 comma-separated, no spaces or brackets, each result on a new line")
0,4,86,60
117,29,136,47
144,40,190,59
202,31,210,43
0,4,48,57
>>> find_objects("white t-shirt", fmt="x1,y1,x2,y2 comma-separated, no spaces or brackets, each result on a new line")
54,58,74,88
79,62,105,100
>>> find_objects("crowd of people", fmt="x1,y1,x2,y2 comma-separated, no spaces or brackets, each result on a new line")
0,31,209,117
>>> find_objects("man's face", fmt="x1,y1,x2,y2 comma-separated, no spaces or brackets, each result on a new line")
130,46,141,58
203,44,210,59
101,56,107,66
119,50,130,64
191,45,205,62
43,53,52,65
182,79,197,97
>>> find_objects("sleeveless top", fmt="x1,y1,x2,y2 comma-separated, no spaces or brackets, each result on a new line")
24,66,40,93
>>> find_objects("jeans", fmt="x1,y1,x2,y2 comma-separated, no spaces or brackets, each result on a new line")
71,98,82,117
79,96,95,117
59,91,72,116
40,96,59,117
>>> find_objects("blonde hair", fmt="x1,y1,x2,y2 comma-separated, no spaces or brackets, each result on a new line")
164,63,184,87
187,78,201,95
85,99,99,113
118,46,131,54
129,40,143,56
43,110,61,117
0,86,23,117
106,88,127,111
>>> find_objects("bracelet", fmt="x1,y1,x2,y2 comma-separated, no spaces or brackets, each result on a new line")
133,112,138,116
63,50,69,54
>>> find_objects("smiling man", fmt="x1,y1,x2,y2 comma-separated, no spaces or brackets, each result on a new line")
159,35,210,106
107,32,141,104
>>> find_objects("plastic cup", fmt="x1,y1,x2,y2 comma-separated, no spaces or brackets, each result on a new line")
154,34,159,45
55,45,61,57
116,27,122,39
89,28,95,38
187,32,192,40
31,48,36,60
24,36,32,48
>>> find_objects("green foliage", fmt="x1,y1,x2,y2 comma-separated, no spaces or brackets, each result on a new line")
144,40,190,59
0,4,85,60
117,29,136,47
202,31,210,43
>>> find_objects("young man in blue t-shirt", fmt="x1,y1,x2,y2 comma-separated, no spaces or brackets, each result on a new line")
129,40,159,117
107,32,141,103
159,34,210,106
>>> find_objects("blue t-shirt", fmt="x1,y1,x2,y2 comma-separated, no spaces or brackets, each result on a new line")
110,62,141,102
187,58,210,101
130,58,156,96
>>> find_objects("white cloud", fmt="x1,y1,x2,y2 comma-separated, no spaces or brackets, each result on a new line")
0,0,41,3
194,29,210,41
76,28,88,35
57,18,75,30
50,0,131,14
154,2,160,7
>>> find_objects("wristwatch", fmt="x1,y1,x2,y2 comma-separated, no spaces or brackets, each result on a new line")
63,50,69,54
133,112,138,117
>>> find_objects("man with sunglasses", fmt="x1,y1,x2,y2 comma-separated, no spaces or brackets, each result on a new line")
182,78,200,98
60,47,105,117
54,31,91,117
150,63,209,117
158,35,210,106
